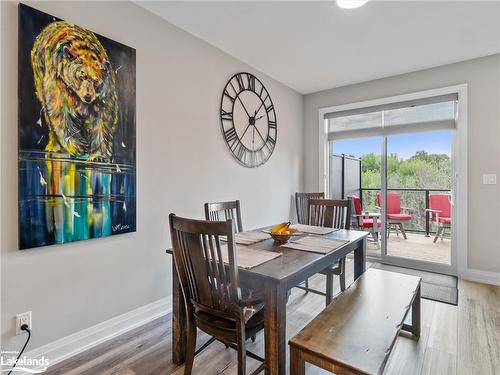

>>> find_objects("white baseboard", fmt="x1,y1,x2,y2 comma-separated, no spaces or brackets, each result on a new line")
461,268,500,286
22,297,171,373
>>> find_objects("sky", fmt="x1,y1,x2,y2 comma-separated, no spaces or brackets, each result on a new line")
331,130,452,160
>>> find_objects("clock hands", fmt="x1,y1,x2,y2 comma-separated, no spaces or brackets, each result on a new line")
237,96,265,126
235,108,270,156
237,95,252,119
239,122,252,141
251,111,269,151
254,96,268,118
254,126,272,153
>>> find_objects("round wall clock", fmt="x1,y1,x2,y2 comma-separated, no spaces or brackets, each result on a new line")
220,72,277,168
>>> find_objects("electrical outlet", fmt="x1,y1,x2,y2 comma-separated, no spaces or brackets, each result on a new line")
16,311,32,335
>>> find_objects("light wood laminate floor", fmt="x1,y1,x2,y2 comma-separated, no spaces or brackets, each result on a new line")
46,261,499,375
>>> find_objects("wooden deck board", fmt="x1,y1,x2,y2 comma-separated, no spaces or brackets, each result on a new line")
367,232,451,265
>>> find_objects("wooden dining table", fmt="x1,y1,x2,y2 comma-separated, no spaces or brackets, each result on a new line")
166,228,368,375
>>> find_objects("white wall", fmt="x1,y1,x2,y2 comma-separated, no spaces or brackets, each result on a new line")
1,1,303,352
303,54,500,277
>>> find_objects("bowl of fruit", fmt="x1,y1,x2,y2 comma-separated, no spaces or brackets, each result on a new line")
267,222,301,244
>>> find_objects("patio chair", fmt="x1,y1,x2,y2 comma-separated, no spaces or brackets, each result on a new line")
426,194,451,243
350,195,381,248
376,192,412,239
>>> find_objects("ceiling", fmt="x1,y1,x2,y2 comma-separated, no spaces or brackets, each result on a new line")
136,1,500,94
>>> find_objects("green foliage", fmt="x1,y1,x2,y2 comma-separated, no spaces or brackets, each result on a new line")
360,151,451,190
361,153,380,174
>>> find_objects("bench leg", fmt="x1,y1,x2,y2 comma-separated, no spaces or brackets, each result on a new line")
325,273,333,307
339,270,346,292
403,284,421,338
290,346,305,375
411,284,421,338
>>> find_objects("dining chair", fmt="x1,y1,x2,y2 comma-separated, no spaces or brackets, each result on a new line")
295,192,325,292
298,198,351,306
295,192,324,225
169,214,266,375
376,192,413,239
204,200,243,233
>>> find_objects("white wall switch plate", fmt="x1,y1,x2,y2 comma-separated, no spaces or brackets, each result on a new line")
483,174,497,185
16,311,32,335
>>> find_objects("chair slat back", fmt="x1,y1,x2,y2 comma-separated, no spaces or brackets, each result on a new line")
169,214,240,318
205,200,243,233
308,198,351,230
295,192,325,225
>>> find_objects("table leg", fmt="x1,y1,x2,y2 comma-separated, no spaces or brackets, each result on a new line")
290,346,305,375
402,283,421,338
353,238,367,280
264,282,287,375
172,260,187,364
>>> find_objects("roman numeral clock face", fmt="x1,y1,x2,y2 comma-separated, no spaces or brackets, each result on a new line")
220,72,277,167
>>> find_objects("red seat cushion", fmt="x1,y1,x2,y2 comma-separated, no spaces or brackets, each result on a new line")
439,217,451,224
362,218,382,228
387,213,412,221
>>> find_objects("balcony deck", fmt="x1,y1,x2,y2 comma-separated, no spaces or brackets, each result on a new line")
366,231,451,265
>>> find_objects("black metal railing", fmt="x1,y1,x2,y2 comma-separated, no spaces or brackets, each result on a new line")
359,187,451,236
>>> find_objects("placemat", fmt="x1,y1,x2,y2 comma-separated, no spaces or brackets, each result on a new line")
221,231,271,245
281,236,348,254
289,224,339,235
219,244,281,269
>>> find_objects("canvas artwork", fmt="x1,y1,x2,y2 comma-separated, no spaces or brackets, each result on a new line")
18,4,136,249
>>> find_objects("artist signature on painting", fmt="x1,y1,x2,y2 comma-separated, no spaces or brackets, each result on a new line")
112,224,131,232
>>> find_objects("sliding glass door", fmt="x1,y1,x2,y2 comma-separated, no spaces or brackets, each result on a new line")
327,94,458,274
384,131,452,267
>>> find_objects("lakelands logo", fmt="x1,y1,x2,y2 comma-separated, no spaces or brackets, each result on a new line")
1,351,49,373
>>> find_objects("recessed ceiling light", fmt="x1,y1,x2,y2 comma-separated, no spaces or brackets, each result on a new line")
336,0,369,9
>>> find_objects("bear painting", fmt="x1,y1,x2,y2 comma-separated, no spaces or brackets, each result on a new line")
18,4,136,249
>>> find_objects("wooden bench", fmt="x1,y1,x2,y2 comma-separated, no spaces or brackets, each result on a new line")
289,268,421,375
